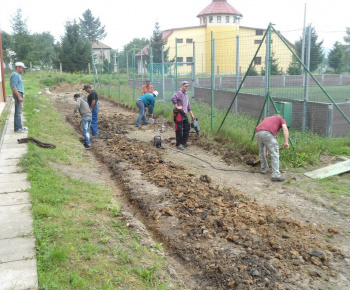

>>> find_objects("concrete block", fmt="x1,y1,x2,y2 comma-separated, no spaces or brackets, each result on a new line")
0,204,34,239
0,173,28,183
0,237,36,263
0,192,30,207
0,166,21,174
0,181,30,193
0,259,38,289
0,159,20,167
0,148,28,159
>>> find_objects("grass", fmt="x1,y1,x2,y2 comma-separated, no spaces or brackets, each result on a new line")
3,72,178,289
96,82,350,169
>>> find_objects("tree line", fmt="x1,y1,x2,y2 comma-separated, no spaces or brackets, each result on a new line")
2,9,107,72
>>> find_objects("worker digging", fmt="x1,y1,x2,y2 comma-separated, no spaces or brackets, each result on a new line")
171,81,196,150
255,114,290,182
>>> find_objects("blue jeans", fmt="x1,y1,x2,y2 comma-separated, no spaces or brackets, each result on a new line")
13,93,23,131
82,116,92,146
91,104,99,136
256,130,281,178
135,99,147,126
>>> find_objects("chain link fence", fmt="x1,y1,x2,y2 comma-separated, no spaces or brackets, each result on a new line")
94,25,350,137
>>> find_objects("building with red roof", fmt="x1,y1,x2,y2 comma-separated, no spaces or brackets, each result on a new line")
137,0,294,76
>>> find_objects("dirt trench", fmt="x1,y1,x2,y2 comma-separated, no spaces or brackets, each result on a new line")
51,88,350,289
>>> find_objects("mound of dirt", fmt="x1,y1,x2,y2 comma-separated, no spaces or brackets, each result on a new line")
87,113,344,289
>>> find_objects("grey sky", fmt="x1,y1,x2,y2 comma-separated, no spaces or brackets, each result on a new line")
0,0,349,51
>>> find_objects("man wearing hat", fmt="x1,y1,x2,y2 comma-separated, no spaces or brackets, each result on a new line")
83,85,99,137
171,81,195,150
10,62,27,133
141,79,154,95
135,91,159,127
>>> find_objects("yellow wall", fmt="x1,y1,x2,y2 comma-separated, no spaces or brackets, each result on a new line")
165,24,294,75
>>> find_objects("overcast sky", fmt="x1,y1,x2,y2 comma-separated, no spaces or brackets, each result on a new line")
0,0,349,51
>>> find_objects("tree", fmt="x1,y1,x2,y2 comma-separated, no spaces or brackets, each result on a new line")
287,55,302,75
344,27,350,72
120,38,149,69
246,65,258,76
79,9,107,43
261,52,282,76
295,26,324,72
328,41,345,74
1,30,12,66
10,9,33,64
57,20,91,72
149,22,169,63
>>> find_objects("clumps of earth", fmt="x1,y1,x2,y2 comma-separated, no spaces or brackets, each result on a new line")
87,113,345,289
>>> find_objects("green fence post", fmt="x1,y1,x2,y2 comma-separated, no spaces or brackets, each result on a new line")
211,31,215,130
118,49,121,101
265,24,272,118
133,49,136,101
175,38,178,90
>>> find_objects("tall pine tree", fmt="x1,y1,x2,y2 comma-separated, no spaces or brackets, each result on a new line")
149,22,169,63
328,41,345,74
344,27,350,72
57,20,91,72
10,9,32,64
294,26,324,72
79,9,107,43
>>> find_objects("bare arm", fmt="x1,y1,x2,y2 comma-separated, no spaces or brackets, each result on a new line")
282,124,289,149
90,100,96,111
12,87,23,102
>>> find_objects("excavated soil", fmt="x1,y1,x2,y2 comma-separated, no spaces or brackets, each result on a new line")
50,88,350,289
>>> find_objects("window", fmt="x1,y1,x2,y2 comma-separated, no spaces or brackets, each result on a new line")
176,38,183,43
217,16,221,23
256,30,263,35
186,38,193,44
254,40,262,44
254,57,262,65
186,57,193,63
209,16,213,23
203,17,207,24
225,16,229,23
177,57,183,62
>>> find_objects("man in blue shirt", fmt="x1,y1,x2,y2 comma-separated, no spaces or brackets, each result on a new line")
10,62,27,133
135,91,158,127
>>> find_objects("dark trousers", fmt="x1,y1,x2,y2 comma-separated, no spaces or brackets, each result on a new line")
173,110,190,146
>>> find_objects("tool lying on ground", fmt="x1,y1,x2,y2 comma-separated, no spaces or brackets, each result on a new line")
17,137,56,149
190,118,200,138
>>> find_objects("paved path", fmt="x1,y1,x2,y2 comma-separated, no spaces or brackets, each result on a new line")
0,102,38,289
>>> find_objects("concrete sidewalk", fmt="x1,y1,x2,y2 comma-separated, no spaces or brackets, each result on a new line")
0,102,38,290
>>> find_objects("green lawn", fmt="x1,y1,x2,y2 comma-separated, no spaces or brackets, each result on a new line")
3,73,178,289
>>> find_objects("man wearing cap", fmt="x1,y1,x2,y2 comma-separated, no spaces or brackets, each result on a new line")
255,115,289,182
10,62,27,133
83,85,99,137
73,94,92,149
135,91,158,127
141,80,154,95
171,81,195,150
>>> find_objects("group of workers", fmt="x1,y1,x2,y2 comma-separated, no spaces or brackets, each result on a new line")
10,63,289,182
134,79,289,181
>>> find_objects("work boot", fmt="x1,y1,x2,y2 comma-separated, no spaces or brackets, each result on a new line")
260,170,269,174
271,176,285,182
177,144,185,150
183,142,191,148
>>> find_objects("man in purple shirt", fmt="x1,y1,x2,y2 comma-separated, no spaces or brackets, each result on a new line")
171,81,195,150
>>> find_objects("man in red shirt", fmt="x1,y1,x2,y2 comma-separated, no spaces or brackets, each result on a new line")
255,115,289,181
141,80,154,95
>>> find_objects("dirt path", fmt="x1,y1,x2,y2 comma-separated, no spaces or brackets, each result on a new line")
50,85,350,289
